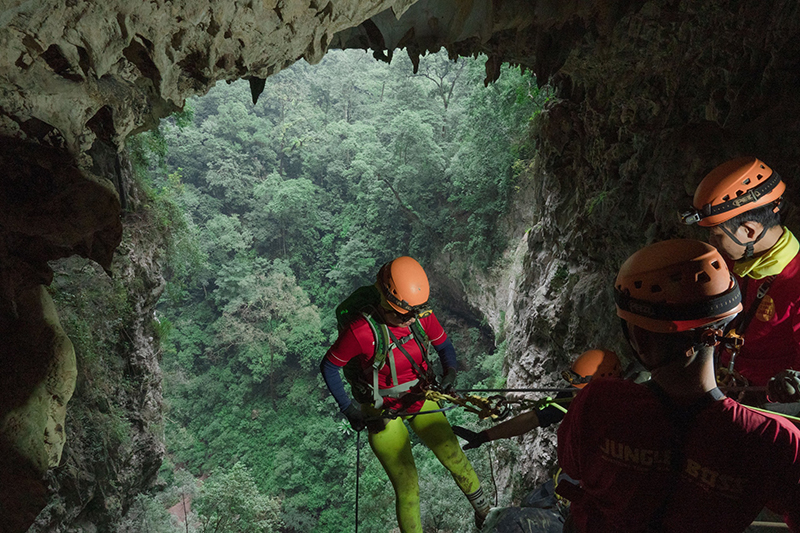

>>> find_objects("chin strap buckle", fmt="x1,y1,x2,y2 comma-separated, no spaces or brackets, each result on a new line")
721,329,745,357
701,328,724,347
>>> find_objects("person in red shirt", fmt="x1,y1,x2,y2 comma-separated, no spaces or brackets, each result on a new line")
556,239,800,532
681,157,800,403
320,257,491,532
451,349,622,449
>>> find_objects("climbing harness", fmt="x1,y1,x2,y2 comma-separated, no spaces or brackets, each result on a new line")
336,284,435,410
343,310,433,410
717,277,775,396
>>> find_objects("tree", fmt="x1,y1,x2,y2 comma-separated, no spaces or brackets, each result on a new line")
144,48,545,532
117,493,182,533
194,462,283,533
214,261,323,400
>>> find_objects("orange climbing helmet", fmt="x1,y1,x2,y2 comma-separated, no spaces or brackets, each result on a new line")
614,239,742,333
562,349,622,389
377,257,430,315
680,156,784,227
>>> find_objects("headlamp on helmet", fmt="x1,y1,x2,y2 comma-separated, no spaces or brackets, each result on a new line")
680,157,784,227
562,349,621,389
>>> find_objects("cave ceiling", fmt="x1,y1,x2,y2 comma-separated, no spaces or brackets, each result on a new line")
3,0,800,530
0,0,681,282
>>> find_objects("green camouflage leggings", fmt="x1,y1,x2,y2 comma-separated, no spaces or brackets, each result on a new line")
365,399,489,532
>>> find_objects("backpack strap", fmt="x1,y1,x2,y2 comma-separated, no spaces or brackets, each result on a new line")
643,380,724,531
354,312,436,410
361,312,389,366
360,312,389,409
388,328,429,378
735,275,776,336
410,319,432,366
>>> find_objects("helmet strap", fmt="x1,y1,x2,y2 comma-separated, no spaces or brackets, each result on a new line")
721,223,768,260
621,319,676,372
700,328,723,347
623,320,718,372
561,369,592,386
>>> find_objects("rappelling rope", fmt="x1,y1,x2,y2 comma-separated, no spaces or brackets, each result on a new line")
355,429,361,533
488,440,498,506
455,387,578,394
426,389,573,420
747,405,800,424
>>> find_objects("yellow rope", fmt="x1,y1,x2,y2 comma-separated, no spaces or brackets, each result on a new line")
552,467,568,503
547,397,569,414
747,405,800,424
425,390,572,420
749,521,789,529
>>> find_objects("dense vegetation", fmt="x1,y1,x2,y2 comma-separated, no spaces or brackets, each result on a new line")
125,50,547,532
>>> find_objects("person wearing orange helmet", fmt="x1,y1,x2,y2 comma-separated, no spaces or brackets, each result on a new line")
556,239,800,532
681,156,800,403
451,349,622,450
320,256,491,532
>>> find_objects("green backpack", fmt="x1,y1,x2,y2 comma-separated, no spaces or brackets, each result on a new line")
336,284,432,409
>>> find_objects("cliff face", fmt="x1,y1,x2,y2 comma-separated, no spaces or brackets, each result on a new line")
466,0,800,496
0,1,412,529
26,156,168,532
4,0,800,529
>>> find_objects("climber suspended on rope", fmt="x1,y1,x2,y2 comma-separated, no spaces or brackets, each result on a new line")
450,349,623,449
319,256,491,532
681,156,800,410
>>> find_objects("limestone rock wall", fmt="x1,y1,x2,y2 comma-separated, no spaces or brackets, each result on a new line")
27,154,169,532
0,2,413,530
0,285,77,532
472,0,800,497
4,0,800,527
1,0,413,158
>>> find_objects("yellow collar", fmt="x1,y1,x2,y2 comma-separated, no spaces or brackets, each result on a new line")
733,227,800,279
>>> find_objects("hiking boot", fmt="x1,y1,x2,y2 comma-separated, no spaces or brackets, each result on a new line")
475,509,487,530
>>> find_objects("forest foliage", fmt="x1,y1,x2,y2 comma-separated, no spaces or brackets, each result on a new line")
126,50,547,532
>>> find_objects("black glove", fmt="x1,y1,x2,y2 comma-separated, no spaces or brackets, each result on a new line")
343,403,367,431
452,425,489,450
441,367,457,394
768,370,800,403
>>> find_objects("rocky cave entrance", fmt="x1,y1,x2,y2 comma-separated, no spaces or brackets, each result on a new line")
34,46,540,532
4,1,800,531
